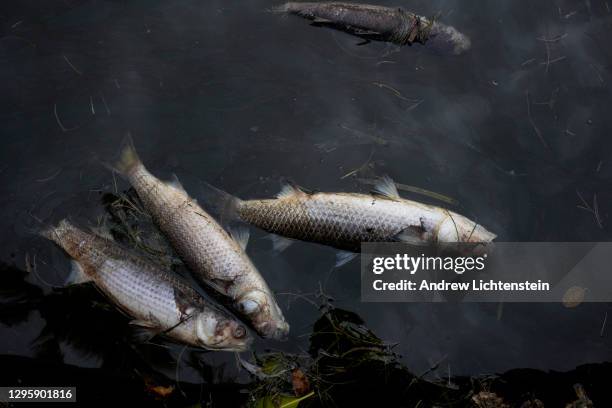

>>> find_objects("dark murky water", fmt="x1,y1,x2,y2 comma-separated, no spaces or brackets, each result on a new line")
1,0,612,387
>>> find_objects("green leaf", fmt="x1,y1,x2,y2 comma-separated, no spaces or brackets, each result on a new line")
255,391,315,408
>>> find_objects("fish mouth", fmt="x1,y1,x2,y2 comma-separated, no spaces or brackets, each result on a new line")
257,320,290,340
200,333,253,352
196,315,253,351
468,226,497,243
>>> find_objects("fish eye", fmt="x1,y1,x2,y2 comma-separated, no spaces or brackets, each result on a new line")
233,326,246,339
238,299,260,314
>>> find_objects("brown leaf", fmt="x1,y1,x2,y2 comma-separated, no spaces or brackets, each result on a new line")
565,384,593,408
472,391,509,408
143,376,175,399
291,368,310,397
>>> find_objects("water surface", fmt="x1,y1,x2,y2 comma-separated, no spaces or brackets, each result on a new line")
1,0,611,385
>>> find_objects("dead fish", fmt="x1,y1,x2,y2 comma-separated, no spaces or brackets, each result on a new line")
274,2,471,55
42,220,252,351
203,177,495,265
111,139,289,340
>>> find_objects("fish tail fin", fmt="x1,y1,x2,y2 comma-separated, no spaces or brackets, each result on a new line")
199,182,244,224
39,218,73,246
104,134,143,178
40,220,92,286
267,3,292,13
268,2,313,15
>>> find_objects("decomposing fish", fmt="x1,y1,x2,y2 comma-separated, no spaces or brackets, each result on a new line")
274,2,471,55
111,139,289,340
42,220,252,351
203,177,496,264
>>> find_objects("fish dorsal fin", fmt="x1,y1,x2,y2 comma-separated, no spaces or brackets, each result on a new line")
277,179,311,199
371,175,400,200
229,226,250,251
167,174,187,195
65,260,92,286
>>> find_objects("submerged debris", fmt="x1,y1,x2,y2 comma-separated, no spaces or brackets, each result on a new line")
245,304,467,407
566,384,593,408
472,391,509,408
101,189,181,270
274,2,471,55
1,258,610,406
291,368,310,397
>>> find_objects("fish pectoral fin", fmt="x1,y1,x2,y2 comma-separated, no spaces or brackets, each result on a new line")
371,175,401,200
335,251,358,268
166,173,188,196
393,225,431,246
129,319,158,328
356,39,372,46
267,234,294,252
277,179,313,199
208,277,235,294
229,226,250,251
197,181,242,223
65,260,93,286
130,326,161,343
129,318,163,343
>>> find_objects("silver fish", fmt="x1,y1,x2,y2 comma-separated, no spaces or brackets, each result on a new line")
42,220,252,351
204,177,496,258
112,140,289,340
274,2,471,55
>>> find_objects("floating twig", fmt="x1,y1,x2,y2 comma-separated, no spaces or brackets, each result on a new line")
62,54,82,76
36,168,62,183
53,103,78,132
371,81,421,103
521,58,536,67
540,55,566,66
525,91,549,149
576,190,603,229
100,93,111,115
358,177,458,205
536,33,567,43
341,149,375,179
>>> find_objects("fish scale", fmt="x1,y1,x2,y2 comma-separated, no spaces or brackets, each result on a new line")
232,180,496,253
42,220,252,351
276,2,472,55
114,141,289,340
